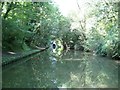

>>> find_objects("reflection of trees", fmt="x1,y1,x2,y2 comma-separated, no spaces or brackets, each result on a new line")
30,51,87,88
61,51,118,88
31,51,118,88
84,57,118,88
3,50,118,88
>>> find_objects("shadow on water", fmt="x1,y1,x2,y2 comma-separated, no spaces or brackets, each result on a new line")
2,50,118,88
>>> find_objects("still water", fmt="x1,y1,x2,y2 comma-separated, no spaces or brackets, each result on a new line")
2,50,118,88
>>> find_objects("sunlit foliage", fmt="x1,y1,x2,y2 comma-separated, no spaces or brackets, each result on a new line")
85,1,119,58
1,1,120,59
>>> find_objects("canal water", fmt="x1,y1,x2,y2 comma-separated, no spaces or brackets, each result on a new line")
2,50,119,88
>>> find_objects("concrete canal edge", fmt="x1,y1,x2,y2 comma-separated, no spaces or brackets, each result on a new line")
2,47,49,67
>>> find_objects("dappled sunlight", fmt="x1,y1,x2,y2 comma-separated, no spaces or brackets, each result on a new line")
2,0,119,88
70,72,79,82
59,73,84,88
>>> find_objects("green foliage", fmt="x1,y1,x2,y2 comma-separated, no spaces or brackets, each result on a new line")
2,2,72,51
2,1,119,59
85,1,119,59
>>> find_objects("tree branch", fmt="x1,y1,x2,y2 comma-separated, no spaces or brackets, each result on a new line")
3,2,14,19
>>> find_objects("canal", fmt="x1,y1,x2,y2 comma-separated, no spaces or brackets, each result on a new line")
2,50,119,88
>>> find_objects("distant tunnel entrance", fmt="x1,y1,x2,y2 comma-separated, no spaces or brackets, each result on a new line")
52,43,56,49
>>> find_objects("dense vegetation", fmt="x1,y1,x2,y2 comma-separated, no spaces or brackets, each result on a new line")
1,1,120,59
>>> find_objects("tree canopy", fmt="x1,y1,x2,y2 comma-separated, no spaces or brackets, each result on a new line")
1,0,120,59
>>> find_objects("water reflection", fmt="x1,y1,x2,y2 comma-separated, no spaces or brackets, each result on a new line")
2,50,118,88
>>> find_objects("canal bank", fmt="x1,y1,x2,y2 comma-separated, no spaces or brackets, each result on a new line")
2,47,48,66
